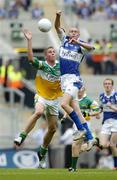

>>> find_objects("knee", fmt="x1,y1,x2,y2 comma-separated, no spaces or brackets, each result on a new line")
34,110,43,118
61,101,67,110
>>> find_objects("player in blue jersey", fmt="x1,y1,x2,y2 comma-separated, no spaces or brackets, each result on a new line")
99,78,117,170
55,11,95,145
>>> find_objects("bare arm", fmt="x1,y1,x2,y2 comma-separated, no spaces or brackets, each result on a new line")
77,40,95,51
23,29,34,63
70,38,95,51
55,10,62,34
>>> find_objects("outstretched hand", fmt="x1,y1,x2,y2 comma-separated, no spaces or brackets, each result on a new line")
23,29,32,40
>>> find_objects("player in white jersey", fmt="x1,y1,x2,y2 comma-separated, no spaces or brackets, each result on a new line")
99,78,117,169
14,30,62,168
55,11,95,143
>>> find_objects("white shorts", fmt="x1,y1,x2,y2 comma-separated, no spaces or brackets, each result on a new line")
61,74,83,100
101,118,117,135
35,95,59,116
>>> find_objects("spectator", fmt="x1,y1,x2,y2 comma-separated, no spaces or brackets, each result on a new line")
64,0,74,14
85,39,95,72
8,66,24,89
111,2,117,19
100,38,107,50
22,0,31,11
78,1,91,19
105,4,113,19
103,52,115,74
69,0,117,20
0,5,6,19
32,2,44,19
8,5,19,19
91,6,107,20
93,40,103,74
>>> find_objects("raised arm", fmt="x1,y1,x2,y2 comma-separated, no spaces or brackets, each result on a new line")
55,10,62,34
23,29,34,63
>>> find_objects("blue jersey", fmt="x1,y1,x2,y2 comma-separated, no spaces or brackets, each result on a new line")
99,90,117,123
58,29,88,76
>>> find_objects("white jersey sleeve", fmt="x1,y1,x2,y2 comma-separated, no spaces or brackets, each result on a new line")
57,28,66,42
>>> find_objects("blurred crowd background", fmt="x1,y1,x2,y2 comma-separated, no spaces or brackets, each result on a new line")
0,0,117,169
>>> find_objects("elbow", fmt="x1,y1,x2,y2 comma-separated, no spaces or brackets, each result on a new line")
88,46,95,51
90,45,95,50
89,45,95,50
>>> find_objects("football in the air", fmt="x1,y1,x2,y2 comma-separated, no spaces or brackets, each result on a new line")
38,18,52,32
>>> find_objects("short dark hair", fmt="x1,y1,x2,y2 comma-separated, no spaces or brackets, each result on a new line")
44,46,54,55
103,78,114,86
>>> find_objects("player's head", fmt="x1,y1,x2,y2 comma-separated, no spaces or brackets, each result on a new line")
78,86,86,98
44,47,56,63
68,27,80,40
103,78,114,93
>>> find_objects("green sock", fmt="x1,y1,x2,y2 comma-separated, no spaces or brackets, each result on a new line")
39,145,48,156
71,157,78,170
20,132,27,139
19,132,27,144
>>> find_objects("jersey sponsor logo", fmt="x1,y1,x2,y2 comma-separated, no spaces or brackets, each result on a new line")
60,47,83,62
37,70,60,82
46,74,60,81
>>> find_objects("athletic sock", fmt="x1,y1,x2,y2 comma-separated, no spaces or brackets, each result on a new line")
71,157,78,170
39,145,48,157
20,132,27,141
82,123,93,140
69,111,84,130
113,157,117,168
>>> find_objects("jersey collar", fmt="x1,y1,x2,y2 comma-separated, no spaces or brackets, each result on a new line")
45,61,57,67
105,89,115,97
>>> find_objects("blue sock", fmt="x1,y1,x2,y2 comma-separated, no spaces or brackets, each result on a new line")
69,111,84,130
83,123,93,140
113,157,117,168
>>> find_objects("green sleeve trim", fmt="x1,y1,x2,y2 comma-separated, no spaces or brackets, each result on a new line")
85,97,93,108
30,57,42,69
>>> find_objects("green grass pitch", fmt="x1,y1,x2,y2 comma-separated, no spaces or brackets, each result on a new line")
0,169,117,180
